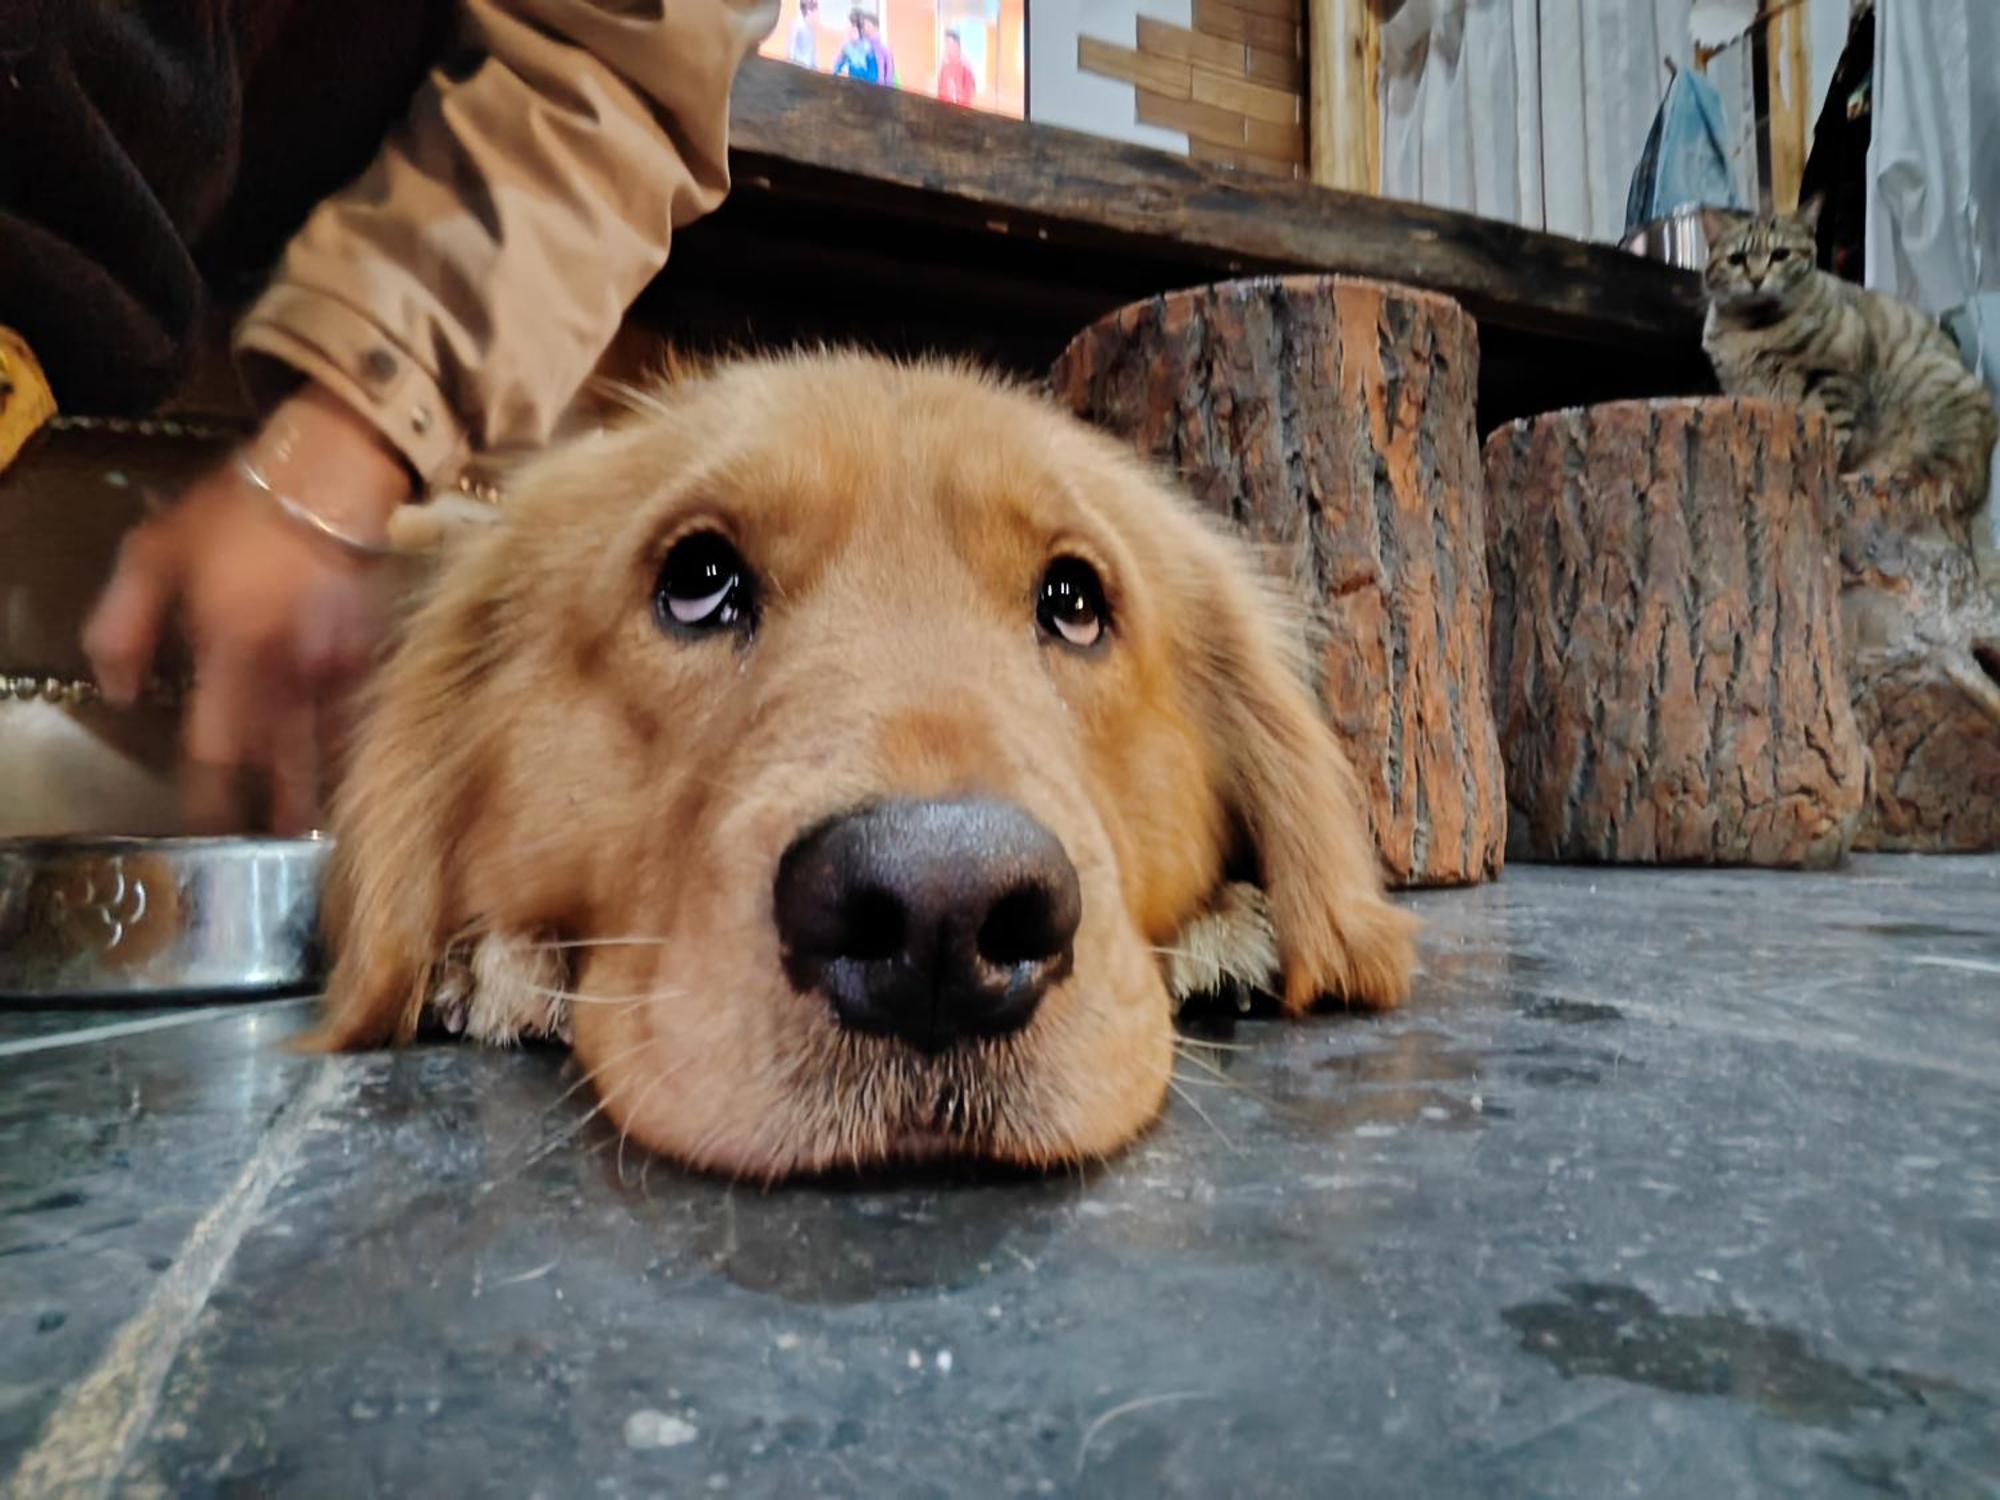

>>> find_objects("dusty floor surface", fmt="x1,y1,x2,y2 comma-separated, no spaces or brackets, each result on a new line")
5,858,1998,1498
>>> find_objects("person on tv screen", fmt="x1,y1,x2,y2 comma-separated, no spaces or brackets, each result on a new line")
861,10,897,85
788,0,820,67
937,28,976,105
834,12,882,81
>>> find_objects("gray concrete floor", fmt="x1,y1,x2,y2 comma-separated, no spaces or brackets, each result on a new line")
4,858,1998,1498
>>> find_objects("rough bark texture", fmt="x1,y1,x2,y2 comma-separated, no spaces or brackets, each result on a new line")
1483,398,1869,869
1051,274,1505,888
1834,475,2000,851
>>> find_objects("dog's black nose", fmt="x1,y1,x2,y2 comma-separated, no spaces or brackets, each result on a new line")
773,798,1082,1052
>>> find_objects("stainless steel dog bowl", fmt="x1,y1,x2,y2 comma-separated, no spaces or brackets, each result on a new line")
0,835,331,1001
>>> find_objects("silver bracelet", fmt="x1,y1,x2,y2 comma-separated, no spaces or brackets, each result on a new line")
236,454,398,560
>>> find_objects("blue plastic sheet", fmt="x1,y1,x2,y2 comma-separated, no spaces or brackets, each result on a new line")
1624,67,1744,234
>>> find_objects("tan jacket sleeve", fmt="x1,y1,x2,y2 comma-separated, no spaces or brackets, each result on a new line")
235,0,779,486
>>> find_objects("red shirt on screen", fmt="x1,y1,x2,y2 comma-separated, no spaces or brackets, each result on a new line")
938,58,976,105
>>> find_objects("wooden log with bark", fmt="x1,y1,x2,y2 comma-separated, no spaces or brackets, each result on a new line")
1835,475,2000,851
1050,274,1505,888
1482,397,1869,869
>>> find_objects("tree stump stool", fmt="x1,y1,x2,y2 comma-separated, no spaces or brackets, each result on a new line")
1483,398,1869,869
1835,475,2000,850
1050,275,1505,888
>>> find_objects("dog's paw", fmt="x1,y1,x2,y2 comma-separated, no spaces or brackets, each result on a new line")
429,932,572,1045
1166,882,1280,1012
1276,891,1419,1014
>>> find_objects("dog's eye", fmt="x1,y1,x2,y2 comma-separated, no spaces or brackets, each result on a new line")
1037,558,1107,649
656,532,754,634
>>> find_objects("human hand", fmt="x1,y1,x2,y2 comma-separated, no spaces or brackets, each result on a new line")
84,386,414,833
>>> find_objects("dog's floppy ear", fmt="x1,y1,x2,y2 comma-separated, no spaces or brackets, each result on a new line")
305,542,515,1050
1179,527,1417,1012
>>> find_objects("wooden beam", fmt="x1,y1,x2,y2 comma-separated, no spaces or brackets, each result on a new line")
1764,0,1809,211
724,59,1700,346
1306,0,1379,194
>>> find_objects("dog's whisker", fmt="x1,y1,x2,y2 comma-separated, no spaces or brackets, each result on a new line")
498,1023,688,1153
618,1074,670,1193
532,936,676,951
1166,1070,1238,1090
1169,1049,1242,1087
501,1041,646,1140
1172,1035,1257,1053
522,982,669,1009
527,1056,624,1123
1172,1044,1305,1121
611,1050,705,1188
484,1060,651,1191
525,1047,705,1191
1165,1077,1241,1153
511,971,691,1008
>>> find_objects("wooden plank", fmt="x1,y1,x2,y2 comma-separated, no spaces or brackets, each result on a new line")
1765,0,1809,211
1191,69,1299,125
1244,115,1307,163
1244,45,1304,90
1224,0,1302,20
1135,88,1251,150
1192,0,1300,54
1307,0,1379,195
723,59,1703,346
1188,139,1299,178
1076,36,1191,100
1136,17,1246,73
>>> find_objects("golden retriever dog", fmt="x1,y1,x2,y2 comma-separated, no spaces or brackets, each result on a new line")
315,352,1416,1179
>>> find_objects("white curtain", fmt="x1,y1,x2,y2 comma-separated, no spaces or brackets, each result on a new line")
1868,0,2000,518
1380,0,1757,243
1866,0,1997,310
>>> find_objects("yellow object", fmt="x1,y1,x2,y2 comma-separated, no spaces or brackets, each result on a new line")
0,327,58,475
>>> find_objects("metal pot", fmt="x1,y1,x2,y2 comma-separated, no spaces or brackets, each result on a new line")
0,835,331,1001
1622,207,1711,271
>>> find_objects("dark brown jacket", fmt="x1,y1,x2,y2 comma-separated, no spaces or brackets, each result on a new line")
0,0,777,482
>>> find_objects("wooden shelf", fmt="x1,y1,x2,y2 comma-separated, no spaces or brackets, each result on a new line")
654,60,1715,428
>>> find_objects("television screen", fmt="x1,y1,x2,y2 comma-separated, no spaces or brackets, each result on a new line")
760,0,1027,120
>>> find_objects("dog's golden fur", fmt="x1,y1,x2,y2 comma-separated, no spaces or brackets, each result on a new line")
316,352,1415,1178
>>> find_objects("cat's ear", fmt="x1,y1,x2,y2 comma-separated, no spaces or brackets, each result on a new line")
1794,193,1826,234
1699,205,1746,251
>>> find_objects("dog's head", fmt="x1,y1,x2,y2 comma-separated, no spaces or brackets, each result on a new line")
318,353,1414,1178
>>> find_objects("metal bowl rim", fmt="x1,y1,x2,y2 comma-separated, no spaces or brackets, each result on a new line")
0,834,331,858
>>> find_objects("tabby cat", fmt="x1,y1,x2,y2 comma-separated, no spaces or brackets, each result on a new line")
1700,199,1998,509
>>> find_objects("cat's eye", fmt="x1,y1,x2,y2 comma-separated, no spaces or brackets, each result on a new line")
1769,248,1792,263
1037,558,1109,649
656,532,756,635
1728,252,1748,266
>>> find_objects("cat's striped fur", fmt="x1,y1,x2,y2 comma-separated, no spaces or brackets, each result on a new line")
1701,200,1997,510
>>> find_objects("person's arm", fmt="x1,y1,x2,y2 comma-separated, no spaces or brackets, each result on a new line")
88,0,778,833
235,0,780,487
